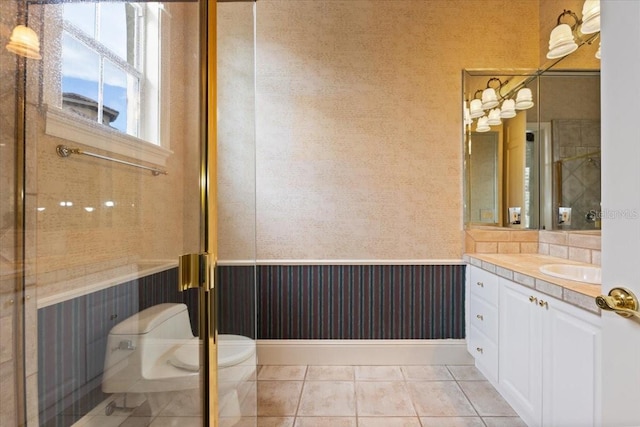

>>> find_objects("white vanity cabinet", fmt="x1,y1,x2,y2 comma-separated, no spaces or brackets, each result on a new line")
466,264,601,427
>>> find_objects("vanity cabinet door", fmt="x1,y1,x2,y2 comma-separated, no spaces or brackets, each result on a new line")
542,300,601,427
499,276,602,427
498,279,543,427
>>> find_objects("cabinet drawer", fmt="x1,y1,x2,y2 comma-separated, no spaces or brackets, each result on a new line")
469,266,499,305
469,294,498,342
467,325,498,384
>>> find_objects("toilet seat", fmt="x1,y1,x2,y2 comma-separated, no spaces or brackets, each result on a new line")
169,341,200,372
168,335,255,372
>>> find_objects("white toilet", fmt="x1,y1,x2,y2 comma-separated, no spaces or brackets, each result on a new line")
102,303,255,415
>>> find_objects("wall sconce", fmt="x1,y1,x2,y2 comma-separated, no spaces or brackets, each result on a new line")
5,24,41,60
547,0,600,60
547,10,580,59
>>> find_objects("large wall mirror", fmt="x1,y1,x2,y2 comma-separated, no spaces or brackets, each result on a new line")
463,69,600,231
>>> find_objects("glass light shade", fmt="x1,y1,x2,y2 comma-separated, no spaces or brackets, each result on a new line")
595,41,601,59
500,99,517,118
476,116,490,132
5,25,42,60
481,88,499,110
487,108,502,126
469,99,484,118
464,105,472,126
547,23,578,59
515,88,534,110
580,0,600,34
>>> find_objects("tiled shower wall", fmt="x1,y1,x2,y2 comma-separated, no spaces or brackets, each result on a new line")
553,119,601,230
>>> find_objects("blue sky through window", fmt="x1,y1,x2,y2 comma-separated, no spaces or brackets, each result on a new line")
61,3,133,134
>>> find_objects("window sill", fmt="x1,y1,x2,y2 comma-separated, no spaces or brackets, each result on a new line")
45,106,173,167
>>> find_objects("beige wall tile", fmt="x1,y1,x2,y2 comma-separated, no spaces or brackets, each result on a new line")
498,242,521,254
476,242,498,254
569,247,592,264
466,230,511,242
567,233,601,250
548,244,569,259
520,242,540,254
538,231,568,245
591,250,601,266
508,231,539,242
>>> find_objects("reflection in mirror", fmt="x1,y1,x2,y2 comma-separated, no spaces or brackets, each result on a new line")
463,69,600,231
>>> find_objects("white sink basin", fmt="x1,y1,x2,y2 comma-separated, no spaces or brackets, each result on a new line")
539,264,601,285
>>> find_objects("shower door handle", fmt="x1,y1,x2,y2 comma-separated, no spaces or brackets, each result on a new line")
178,253,215,292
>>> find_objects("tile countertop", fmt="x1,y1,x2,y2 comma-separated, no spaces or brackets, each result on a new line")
463,253,602,315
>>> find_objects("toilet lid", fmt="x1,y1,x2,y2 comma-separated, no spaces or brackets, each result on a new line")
168,335,255,372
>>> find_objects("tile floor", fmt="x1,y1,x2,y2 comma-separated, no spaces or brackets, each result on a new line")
74,365,525,426
225,364,526,427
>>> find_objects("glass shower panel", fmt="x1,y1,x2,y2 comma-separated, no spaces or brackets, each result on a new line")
16,1,206,425
217,1,258,425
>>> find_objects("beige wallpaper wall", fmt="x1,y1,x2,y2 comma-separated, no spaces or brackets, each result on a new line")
217,2,257,262
253,0,540,261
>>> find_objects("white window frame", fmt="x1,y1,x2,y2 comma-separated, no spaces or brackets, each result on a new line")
44,2,172,167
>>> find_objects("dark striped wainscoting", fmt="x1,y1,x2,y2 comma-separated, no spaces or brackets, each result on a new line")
217,265,256,338
256,264,465,339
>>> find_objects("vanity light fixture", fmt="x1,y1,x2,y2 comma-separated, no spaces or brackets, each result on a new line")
5,24,42,60
547,1,601,60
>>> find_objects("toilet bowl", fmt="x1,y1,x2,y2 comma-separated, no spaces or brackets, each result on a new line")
102,303,255,414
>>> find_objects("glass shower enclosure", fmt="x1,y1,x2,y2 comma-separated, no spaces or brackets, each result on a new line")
1,0,257,425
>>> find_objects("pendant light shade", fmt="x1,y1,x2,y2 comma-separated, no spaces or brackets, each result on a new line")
515,88,534,110
487,108,502,126
580,0,600,34
5,25,41,60
464,104,472,126
476,116,490,132
481,88,499,110
500,99,517,119
469,99,484,119
547,23,578,59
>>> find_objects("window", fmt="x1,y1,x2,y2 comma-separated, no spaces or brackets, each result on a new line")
44,2,171,166
61,2,143,138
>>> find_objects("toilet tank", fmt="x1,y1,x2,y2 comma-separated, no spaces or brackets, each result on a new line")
102,303,196,394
